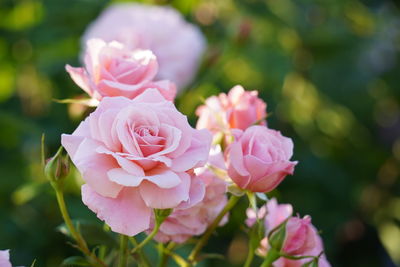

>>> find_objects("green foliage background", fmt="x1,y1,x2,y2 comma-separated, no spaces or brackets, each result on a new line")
0,0,399,266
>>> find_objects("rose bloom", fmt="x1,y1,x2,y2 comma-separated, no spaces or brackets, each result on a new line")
249,199,331,266
273,227,331,267
225,125,297,193
196,85,267,133
82,3,205,89
61,89,211,236
0,250,11,267
151,167,228,243
282,216,320,256
66,38,176,102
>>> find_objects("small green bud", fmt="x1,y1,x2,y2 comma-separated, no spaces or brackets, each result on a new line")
45,146,70,187
269,221,287,251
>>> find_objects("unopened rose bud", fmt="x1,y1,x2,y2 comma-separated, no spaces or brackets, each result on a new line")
45,146,70,187
269,221,287,251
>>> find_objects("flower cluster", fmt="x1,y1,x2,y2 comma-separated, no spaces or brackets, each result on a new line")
38,3,332,266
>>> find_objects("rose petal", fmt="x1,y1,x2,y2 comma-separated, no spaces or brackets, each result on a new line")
132,88,168,103
171,129,212,172
139,172,191,209
228,141,249,176
72,138,123,198
82,184,151,236
65,65,92,95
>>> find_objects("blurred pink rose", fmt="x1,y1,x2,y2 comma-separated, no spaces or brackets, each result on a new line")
82,3,205,89
251,199,331,266
66,39,176,101
246,198,292,229
274,255,331,267
0,250,11,267
196,85,267,133
274,230,331,267
225,125,297,192
283,216,320,256
61,89,211,236
266,215,330,265
152,167,228,243
247,198,293,256
265,198,293,231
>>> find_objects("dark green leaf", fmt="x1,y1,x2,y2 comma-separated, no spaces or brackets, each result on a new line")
61,256,91,266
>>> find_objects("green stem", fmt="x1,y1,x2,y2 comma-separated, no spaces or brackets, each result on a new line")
55,188,106,267
187,195,240,264
164,249,189,267
118,235,129,267
260,249,280,267
157,243,168,267
243,246,255,267
131,223,161,254
129,237,150,267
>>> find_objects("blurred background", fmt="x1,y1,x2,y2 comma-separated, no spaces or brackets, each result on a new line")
0,0,400,266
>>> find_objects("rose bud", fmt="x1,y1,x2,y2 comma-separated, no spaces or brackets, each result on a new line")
225,126,297,193
281,216,318,256
44,147,70,187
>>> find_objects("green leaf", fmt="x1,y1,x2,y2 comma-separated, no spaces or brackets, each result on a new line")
61,256,91,266
30,259,37,267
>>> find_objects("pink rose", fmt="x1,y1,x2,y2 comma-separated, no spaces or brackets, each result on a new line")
282,216,320,256
225,125,297,193
264,198,293,231
151,167,228,243
82,3,205,89
253,200,330,266
247,198,293,256
66,38,176,101
61,89,212,236
0,250,11,267
246,198,290,228
274,255,331,267
274,229,331,267
196,85,267,133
